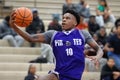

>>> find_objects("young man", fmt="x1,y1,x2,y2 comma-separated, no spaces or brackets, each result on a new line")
100,58,120,80
104,18,120,70
10,9,103,80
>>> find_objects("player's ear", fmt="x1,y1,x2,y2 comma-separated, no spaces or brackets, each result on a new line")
74,22,77,26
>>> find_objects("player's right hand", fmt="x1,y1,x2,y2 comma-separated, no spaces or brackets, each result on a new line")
9,9,16,28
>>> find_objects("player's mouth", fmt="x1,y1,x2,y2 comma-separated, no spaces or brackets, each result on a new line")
62,22,66,27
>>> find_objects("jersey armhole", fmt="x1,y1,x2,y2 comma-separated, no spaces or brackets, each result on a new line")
78,30,86,44
50,31,58,46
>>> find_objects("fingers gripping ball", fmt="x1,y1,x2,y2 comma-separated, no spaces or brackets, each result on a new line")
14,7,33,27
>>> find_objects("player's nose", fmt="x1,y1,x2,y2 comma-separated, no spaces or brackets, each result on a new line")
63,18,66,22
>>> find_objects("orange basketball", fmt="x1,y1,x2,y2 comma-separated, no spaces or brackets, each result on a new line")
14,7,33,27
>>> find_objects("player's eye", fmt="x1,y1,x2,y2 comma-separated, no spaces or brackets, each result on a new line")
66,17,70,20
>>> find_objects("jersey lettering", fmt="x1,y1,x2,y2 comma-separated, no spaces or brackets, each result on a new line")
73,39,82,45
55,40,63,46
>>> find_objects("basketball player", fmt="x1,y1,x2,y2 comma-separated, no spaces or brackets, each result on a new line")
10,9,103,80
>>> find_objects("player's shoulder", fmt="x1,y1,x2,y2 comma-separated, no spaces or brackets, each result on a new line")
45,30,57,34
78,29,90,36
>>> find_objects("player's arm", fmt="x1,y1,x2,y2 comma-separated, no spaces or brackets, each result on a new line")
10,12,47,43
10,23,45,43
81,30,103,60
87,40,103,60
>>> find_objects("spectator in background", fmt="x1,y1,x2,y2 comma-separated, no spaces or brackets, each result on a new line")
88,15,100,36
109,27,117,37
107,27,117,42
76,0,91,21
24,64,39,80
30,43,54,63
0,16,24,47
96,27,108,46
77,14,88,30
48,14,62,31
26,8,45,47
100,58,120,80
62,0,76,15
96,0,116,27
104,18,120,70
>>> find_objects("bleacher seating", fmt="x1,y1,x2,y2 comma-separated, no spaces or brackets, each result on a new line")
0,0,119,80
2,0,120,21
0,0,13,18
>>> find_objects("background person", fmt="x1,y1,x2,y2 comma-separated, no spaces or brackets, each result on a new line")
96,0,116,27
48,14,62,31
26,8,45,47
62,0,76,15
104,18,120,70
24,64,39,80
0,15,24,47
88,15,100,36
100,58,120,80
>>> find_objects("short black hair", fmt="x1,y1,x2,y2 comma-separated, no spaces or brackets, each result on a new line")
115,18,120,28
64,9,80,26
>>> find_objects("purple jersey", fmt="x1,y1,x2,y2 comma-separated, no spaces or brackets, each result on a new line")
51,29,85,79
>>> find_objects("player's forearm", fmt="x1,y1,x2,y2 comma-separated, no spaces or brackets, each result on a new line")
96,47,104,60
12,25,33,42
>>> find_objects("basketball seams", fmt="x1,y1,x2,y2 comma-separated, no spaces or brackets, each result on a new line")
14,17,32,21
21,7,26,26
14,7,33,27
25,11,32,18
16,8,24,18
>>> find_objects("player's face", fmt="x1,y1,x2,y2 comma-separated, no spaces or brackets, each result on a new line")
62,13,77,31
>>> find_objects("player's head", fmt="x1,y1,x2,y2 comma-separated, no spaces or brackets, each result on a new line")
107,58,115,68
115,18,120,34
28,64,36,75
62,9,80,31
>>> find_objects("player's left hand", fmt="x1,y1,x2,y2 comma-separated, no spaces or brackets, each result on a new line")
86,55,99,68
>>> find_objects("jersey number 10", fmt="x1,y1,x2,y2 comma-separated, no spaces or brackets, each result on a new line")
66,48,73,56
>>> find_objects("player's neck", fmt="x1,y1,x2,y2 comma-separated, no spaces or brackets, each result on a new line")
63,27,75,31
63,28,75,35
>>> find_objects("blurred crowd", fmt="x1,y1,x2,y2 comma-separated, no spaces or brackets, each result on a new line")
0,0,120,80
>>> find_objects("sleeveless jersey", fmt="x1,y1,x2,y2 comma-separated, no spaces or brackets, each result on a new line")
51,29,85,79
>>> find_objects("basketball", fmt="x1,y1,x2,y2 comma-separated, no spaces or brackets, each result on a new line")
14,7,33,27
